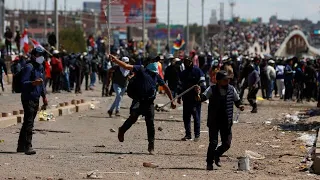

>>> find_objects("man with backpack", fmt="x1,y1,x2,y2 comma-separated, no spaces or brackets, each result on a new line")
17,47,48,155
109,55,176,155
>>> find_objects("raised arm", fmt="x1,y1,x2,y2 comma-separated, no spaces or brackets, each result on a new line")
109,54,133,71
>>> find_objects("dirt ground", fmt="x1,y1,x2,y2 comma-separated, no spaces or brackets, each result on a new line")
1,91,320,180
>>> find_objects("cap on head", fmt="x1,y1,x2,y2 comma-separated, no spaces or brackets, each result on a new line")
168,54,174,59
121,57,129,63
146,62,159,74
216,70,230,81
53,50,59,55
32,47,44,56
268,60,275,64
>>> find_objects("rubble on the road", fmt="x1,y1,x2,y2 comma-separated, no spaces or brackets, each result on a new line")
245,150,265,160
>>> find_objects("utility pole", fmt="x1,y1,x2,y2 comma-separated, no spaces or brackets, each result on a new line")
94,11,98,35
44,0,47,39
142,0,146,56
54,0,59,49
219,2,224,64
167,0,170,50
201,0,204,51
186,0,189,55
64,0,67,27
107,0,111,54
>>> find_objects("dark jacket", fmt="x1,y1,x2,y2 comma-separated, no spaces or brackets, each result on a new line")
21,62,46,101
164,64,180,90
204,85,241,127
0,58,7,76
178,66,206,101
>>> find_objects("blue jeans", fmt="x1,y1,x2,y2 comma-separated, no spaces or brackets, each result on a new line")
90,72,96,87
109,83,127,112
64,72,70,91
267,80,274,98
183,101,201,138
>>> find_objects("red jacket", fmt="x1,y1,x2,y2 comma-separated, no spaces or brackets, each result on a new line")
51,57,63,73
44,61,51,78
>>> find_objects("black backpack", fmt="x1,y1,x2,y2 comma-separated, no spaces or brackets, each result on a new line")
14,63,35,93
127,68,157,100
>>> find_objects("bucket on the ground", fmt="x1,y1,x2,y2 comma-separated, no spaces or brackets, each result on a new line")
238,156,250,171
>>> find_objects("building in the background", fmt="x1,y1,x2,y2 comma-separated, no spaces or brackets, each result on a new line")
100,0,157,26
4,9,100,43
83,1,101,14
210,9,218,25
269,15,277,25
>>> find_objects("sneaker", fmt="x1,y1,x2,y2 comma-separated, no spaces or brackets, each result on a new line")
181,136,192,141
148,142,155,155
118,127,124,142
25,148,36,155
194,137,200,142
108,110,113,117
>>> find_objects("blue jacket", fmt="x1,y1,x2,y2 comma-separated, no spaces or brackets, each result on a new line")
284,65,294,81
178,66,206,101
21,62,46,101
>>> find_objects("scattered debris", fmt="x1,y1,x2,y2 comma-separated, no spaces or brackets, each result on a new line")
118,156,124,159
90,104,95,110
109,129,116,133
0,139,4,143
255,143,262,146
284,113,300,123
303,109,320,117
86,170,103,179
238,156,250,171
297,133,316,147
94,145,106,148
49,155,54,159
143,162,159,168
264,120,272,125
245,150,265,160
200,131,208,133
199,145,205,148
270,145,280,148
158,127,163,131
33,129,71,134
169,116,174,119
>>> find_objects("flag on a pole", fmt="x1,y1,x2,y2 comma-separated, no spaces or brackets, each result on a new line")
31,38,45,50
20,29,29,53
172,34,185,50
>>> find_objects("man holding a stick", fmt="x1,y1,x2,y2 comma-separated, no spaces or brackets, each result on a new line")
195,70,244,170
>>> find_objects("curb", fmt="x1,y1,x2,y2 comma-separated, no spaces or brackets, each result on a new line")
0,100,100,128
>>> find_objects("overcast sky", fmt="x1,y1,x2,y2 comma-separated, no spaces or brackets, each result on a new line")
5,0,320,25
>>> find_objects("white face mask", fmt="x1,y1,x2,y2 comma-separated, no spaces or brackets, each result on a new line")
36,56,44,64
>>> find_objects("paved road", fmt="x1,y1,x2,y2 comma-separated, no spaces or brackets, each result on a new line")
0,88,318,179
